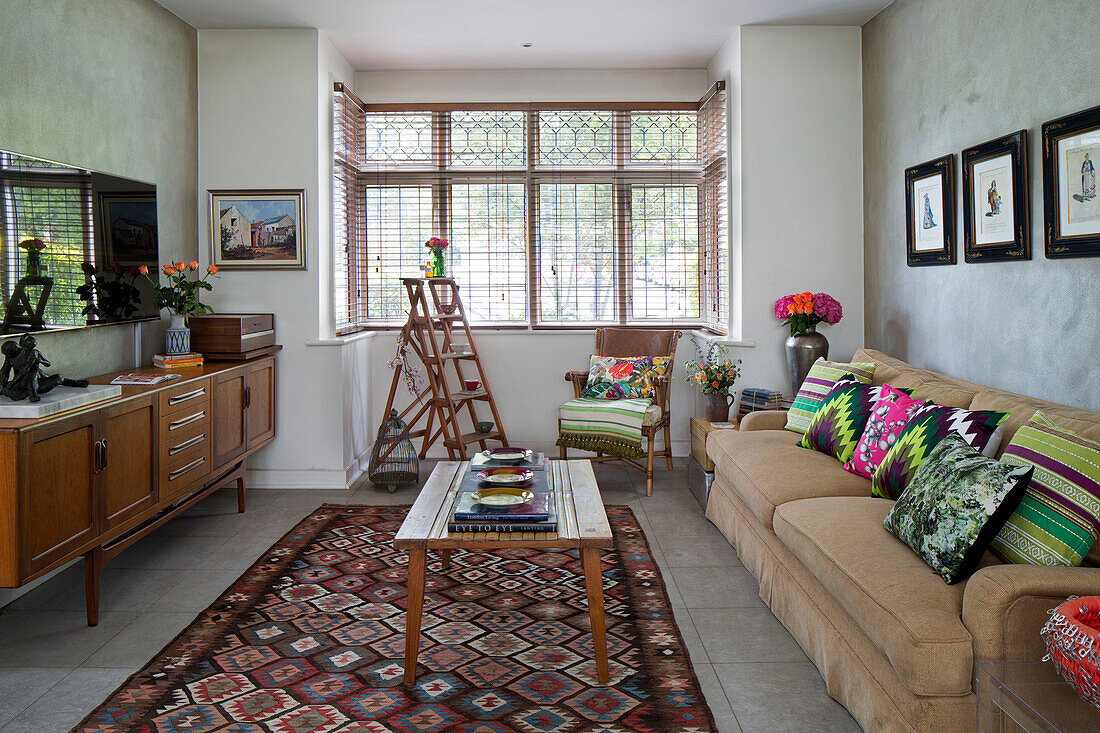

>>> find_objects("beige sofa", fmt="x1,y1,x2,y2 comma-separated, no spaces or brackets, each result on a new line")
704,348,1100,732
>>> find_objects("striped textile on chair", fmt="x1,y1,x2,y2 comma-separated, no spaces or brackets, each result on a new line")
556,397,652,460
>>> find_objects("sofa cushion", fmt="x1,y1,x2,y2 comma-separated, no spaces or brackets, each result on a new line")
785,358,876,434
707,428,871,530
990,412,1100,567
774,496,978,696
799,379,914,463
884,433,1033,584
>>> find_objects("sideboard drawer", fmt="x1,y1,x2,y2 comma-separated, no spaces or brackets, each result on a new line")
159,438,212,499
159,419,209,465
160,404,210,441
159,378,212,419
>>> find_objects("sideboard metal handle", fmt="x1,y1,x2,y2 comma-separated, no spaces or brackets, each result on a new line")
168,411,206,430
168,387,205,406
168,433,205,456
101,438,108,470
168,456,205,481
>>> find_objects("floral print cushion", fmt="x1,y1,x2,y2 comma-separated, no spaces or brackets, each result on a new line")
843,385,926,479
883,433,1033,584
582,355,670,399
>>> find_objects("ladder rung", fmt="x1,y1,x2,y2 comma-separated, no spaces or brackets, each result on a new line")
406,429,427,439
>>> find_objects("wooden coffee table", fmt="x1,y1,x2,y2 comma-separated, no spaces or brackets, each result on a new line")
394,459,614,685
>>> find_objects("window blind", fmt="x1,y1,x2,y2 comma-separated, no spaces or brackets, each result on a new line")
1,154,93,328
332,82,728,333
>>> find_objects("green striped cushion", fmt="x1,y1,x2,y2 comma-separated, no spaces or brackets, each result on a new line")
990,412,1100,567
784,358,877,434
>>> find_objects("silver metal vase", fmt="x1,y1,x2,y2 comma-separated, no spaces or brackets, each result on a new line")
785,324,829,394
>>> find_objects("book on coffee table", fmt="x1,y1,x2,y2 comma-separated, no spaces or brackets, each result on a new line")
448,489,557,533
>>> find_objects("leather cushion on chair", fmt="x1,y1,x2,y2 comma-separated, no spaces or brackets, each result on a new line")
706,429,871,530
596,328,677,358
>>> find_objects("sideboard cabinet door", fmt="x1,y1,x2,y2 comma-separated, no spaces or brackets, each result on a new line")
246,358,276,450
99,394,157,532
21,415,98,576
213,368,247,468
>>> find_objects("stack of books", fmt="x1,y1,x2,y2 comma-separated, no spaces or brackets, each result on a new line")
738,386,785,419
153,352,204,369
448,452,556,533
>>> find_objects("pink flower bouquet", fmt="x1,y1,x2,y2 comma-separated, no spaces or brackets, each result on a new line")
773,291,842,336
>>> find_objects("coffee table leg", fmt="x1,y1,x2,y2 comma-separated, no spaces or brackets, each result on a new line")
404,548,427,685
440,549,451,570
581,548,610,685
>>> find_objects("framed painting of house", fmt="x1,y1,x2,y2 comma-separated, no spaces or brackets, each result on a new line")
99,193,159,268
1042,104,1100,258
208,189,306,270
962,130,1029,262
905,154,956,266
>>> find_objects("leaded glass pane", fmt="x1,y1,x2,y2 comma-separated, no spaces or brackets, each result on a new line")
538,111,613,166
363,113,433,164
450,111,526,167
537,183,616,322
630,113,698,162
630,185,700,320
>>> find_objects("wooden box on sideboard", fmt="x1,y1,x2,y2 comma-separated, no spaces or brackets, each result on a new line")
189,313,275,358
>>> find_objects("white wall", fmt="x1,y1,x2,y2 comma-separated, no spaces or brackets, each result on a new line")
707,26,864,395
198,29,356,487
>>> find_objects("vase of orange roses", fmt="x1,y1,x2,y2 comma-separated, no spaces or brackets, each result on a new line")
140,261,219,355
774,291,843,392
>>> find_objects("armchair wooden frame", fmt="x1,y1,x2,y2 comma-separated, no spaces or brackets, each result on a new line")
560,328,682,496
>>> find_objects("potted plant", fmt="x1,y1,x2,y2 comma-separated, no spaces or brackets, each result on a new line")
684,338,742,422
773,291,843,392
140,261,218,354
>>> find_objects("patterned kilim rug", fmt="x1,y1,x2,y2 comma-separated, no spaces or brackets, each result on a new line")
74,504,716,733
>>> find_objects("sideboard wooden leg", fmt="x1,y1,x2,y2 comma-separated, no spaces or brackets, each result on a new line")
84,546,103,627
236,474,246,513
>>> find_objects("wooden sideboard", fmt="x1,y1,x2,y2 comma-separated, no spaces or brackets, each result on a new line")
0,353,278,625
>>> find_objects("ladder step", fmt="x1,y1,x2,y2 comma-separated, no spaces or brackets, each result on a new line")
433,390,487,405
432,352,477,361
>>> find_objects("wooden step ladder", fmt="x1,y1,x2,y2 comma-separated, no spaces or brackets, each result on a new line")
380,277,508,460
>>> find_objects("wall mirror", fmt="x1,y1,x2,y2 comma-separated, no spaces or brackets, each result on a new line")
0,148,161,336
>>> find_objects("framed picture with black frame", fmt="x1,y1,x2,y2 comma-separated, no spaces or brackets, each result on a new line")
1043,104,1100,258
905,154,955,266
962,130,1029,262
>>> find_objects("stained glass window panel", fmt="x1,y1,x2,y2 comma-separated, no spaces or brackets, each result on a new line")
450,111,526,167
538,111,613,166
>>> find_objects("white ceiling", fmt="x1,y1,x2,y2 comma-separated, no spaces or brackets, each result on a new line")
154,0,892,70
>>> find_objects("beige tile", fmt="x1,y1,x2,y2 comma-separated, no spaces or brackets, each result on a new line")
82,612,194,668
0,667,133,733
672,566,766,609
147,569,244,612
713,662,861,733
198,533,282,570
657,531,742,568
40,568,182,614
691,662,738,724
0,611,136,668
690,608,808,663
109,533,224,570
0,668,68,728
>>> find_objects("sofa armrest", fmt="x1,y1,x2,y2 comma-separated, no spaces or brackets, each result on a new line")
739,410,789,432
962,563,1100,663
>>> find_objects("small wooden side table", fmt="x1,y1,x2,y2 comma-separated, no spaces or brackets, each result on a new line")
393,460,614,685
689,418,737,509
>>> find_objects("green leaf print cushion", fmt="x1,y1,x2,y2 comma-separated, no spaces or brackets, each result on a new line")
883,432,1033,584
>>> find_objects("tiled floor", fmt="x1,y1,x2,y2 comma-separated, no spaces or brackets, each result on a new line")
0,459,860,732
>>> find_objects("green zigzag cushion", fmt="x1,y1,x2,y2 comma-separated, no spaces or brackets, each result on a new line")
990,411,1100,567
798,376,913,463
870,403,1010,500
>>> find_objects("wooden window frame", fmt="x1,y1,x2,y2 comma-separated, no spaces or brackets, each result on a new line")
333,82,727,335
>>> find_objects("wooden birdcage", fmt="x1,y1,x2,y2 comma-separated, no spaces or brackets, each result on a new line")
368,410,419,493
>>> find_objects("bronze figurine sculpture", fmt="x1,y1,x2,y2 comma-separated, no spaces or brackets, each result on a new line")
0,335,88,402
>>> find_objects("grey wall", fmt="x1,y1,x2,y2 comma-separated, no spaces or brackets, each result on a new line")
863,0,1100,411
0,0,197,376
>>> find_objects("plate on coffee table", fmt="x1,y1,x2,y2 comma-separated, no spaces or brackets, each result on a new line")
476,467,534,486
482,447,532,464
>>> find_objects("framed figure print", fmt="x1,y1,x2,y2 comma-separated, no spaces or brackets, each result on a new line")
1043,104,1100,258
208,189,306,270
905,154,956,266
962,130,1029,262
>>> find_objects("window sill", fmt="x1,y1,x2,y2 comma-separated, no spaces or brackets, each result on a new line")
691,329,755,348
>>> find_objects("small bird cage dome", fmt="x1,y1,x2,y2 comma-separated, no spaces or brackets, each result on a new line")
368,410,419,493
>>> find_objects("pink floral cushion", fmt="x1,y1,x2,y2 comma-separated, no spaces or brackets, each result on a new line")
843,385,925,479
